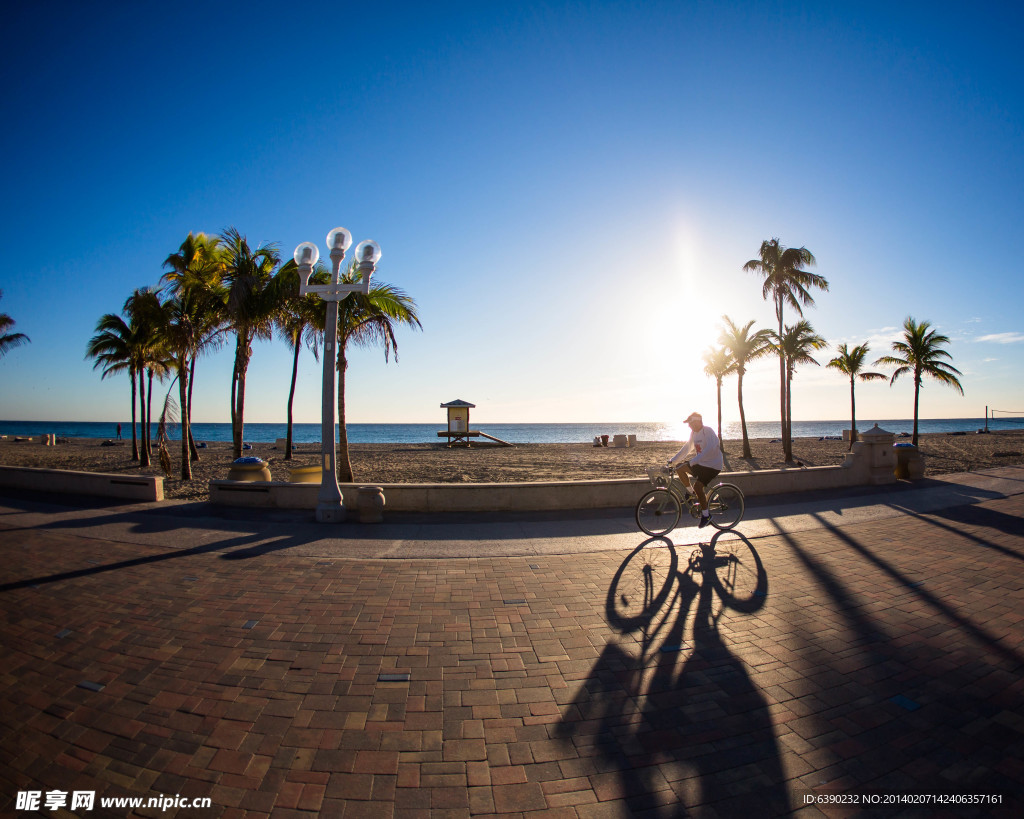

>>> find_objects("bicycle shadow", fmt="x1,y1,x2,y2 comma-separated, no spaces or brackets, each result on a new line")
557,532,789,815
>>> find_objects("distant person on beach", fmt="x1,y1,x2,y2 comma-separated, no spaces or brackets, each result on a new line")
668,412,723,528
116,423,121,440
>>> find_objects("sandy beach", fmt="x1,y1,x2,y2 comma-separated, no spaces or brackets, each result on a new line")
3,429,1024,502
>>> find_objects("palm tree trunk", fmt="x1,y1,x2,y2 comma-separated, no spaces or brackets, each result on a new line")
848,377,857,451
146,369,154,460
179,359,192,481
188,357,199,462
130,367,139,461
236,366,247,460
286,336,301,460
716,378,724,451
777,297,788,461
786,372,793,464
912,376,921,446
337,350,355,483
230,351,241,459
738,370,752,459
138,368,150,467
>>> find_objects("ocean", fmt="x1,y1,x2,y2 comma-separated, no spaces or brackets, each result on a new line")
2,418,1022,444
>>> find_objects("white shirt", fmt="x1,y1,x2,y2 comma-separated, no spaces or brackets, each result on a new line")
669,424,724,471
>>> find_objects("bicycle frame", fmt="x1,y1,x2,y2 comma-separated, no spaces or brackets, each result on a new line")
646,466,706,510
639,465,745,533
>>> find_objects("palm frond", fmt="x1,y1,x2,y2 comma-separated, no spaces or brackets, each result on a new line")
156,385,180,478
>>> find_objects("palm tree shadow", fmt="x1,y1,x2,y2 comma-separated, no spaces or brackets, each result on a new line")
0,494,336,591
558,532,789,815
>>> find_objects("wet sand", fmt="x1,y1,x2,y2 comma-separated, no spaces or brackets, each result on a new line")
3,429,1023,502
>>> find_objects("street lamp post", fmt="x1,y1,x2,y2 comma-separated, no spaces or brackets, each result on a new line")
294,227,382,522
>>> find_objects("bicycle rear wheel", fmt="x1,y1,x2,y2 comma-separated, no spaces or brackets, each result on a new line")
636,489,682,536
708,483,744,530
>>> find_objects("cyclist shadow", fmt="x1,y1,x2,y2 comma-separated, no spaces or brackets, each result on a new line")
556,532,789,816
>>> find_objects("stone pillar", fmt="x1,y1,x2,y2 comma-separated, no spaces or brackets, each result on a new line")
855,424,897,485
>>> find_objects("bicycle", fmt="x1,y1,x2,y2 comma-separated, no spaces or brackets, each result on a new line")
635,464,745,536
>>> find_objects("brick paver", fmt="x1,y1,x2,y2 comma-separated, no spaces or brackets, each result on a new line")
2,486,1024,816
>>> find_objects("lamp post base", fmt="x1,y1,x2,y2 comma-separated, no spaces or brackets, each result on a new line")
315,502,346,523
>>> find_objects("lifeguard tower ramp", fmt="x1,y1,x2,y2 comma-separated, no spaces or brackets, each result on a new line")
438,399,513,447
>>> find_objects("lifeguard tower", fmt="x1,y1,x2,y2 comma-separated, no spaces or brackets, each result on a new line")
438,399,513,447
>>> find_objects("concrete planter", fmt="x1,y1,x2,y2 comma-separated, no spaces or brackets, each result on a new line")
357,486,386,523
227,460,271,482
288,466,322,484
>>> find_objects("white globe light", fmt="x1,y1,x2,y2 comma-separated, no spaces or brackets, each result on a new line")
293,242,319,267
326,227,353,252
355,239,382,265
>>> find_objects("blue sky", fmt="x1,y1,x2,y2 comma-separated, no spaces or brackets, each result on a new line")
2,0,1022,427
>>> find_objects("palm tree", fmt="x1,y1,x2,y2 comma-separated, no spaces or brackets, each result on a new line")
702,345,734,452
275,259,327,459
718,316,773,459
827,343,886,450
157,295,200,480
773,320,827,460
875,317,964,446
0,290,30,360
124,288,168,467
744,239,828,461
86,313,142,460
220,227,283,459
335,262,422,483
161,232,226,464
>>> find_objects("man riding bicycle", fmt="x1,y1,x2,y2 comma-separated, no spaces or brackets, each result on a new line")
668,412,723,528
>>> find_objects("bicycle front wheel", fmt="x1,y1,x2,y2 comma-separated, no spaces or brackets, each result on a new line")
708,483,744,530
636,489,682,536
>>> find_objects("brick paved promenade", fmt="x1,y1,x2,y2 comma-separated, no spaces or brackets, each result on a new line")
2,469,1023,817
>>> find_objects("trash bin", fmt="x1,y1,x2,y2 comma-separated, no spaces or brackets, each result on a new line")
894,443,917,480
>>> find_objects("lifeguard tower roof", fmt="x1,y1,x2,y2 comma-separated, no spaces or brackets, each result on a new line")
440,399,476,408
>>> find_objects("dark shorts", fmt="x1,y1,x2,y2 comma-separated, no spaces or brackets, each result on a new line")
687,463,720,487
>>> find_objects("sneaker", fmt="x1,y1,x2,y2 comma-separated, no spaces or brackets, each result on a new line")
698,512,711,529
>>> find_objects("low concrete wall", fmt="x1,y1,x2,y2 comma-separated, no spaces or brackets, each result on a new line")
208,429,907,514
210,477,653,513
0,465,164,502
208,463,861,513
